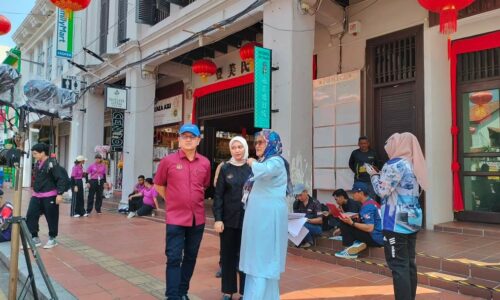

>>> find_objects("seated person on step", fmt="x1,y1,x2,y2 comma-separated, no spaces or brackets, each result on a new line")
293,183,323,249
127,175,145,212
335,182,383,259
128,178,161,218
0,190,13,243
327,189,362,238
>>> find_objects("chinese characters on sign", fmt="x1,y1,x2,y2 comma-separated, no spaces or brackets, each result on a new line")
106,86,127,110
216,61,252,80
254,46,272,129
111,111,125,152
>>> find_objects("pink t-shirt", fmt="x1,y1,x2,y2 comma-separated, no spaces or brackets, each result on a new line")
154,150,210,226
87,163,107,180
142,187,158,208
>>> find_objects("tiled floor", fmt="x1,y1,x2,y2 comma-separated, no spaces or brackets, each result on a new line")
2,188,484,299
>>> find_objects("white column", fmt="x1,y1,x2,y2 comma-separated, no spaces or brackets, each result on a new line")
69,108,85,163
423,27,454,228
263,0,315,188
82,90,105,162
120,65,155,206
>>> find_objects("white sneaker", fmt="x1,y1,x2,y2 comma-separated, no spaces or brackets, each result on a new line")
43,238,58,249
127,212,136,219
83,213,89,217
73,214,81,218
21,237,42,249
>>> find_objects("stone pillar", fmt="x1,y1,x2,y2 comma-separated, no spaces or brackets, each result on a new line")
120,63,155,206
81,90,105,162
263,0,315,188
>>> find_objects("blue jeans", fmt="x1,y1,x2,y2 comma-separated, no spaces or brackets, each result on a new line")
165,223,205,299
303,223,322,244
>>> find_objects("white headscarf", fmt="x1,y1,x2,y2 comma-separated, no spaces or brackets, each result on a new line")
228,136,249,166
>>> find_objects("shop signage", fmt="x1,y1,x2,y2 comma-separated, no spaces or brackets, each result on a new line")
55,9,74,59
154,94,183,126
216,61,251,80
254,46,272,129
111,111,124,151
61,75,81,93
106,86,127,110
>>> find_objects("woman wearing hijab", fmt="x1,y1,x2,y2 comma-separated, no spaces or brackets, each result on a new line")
365,132,428,300
213,136,252,300
71,155,87,217
239,130,291,300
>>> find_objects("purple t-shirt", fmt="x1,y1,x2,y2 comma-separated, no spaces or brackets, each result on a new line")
142,187,158,208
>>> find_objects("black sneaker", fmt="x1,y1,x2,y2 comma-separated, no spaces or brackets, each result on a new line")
215,268,222,278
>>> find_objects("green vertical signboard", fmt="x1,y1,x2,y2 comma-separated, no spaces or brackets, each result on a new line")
56,8,74,58
254,46,272,129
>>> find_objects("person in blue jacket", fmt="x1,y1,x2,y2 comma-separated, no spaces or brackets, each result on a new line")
366,132,428,300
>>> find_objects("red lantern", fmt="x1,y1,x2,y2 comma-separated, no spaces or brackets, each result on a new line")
192,59,217,82
50,0,91,19
0,15,11,36
417,0,475,35
239,42,262,71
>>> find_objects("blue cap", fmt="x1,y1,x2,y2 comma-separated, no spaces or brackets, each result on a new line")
179,123,201,137
352,182,368,193
292,183,306,195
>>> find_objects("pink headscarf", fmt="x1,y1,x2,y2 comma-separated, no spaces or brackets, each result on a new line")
384,132,428,191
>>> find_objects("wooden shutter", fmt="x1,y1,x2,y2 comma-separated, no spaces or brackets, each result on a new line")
99,0,110,54
117,0,128,44
136,0,156,25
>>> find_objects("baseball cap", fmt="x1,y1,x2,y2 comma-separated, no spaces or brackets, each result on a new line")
75,155,87,162
292,183,306,196
352,182,369,193
179,123,201,137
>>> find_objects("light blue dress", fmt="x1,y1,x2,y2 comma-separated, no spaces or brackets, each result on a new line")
239,156,288,280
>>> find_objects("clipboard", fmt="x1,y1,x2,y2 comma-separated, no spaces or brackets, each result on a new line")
326,203,358,219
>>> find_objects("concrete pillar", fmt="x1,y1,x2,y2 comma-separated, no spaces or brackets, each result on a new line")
69,108,85,163
82,90,105,163
120,65,155,206
423,27,454,228
263,0,315,188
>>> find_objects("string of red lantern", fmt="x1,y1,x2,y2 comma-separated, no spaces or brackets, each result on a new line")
192,59,217,82
417,0,475,35
239,42,262,71
50,0,92,19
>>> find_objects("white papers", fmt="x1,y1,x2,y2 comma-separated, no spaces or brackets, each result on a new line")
288,227,309,246
287,213,308,246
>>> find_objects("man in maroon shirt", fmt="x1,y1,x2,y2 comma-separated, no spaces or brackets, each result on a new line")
154,123,210,300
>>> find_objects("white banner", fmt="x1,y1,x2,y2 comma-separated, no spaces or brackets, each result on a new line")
154,95,182,126
106,86,127,110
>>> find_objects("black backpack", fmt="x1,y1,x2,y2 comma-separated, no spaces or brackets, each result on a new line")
48,160,72,192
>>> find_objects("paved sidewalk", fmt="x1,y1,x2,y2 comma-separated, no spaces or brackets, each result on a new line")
1,188,482,299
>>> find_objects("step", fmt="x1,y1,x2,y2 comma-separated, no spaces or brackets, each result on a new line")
288,245,500,299
435,221,500,238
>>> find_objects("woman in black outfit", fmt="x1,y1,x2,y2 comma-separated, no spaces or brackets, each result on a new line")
70,155,87,217
213,136,252,300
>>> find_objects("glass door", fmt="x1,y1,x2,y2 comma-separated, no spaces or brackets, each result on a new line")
459,85,500,222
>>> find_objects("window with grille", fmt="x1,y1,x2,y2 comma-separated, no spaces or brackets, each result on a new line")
37,44,44,76
457,48,500,82
56,58,64,76
46,35,53,80
136,0,171,25
373,36,416,85
100,0,110,55
196,84,254,119
29,52,34,74
117,0,128,45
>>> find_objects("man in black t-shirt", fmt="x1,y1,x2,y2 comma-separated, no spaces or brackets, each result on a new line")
348,136,380,199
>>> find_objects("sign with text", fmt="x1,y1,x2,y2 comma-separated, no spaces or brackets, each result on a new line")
55,9,74,58
254,46,272,129
106,86,127,110
111,111,125,151
154,94,183,126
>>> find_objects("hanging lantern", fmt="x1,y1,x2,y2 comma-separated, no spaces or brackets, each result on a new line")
0,15,11,36
50,0,92,19
192,59,217,82
417,0,475,35
239,42,262,71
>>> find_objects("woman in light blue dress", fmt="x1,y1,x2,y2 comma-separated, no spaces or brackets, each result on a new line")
239,130,292,300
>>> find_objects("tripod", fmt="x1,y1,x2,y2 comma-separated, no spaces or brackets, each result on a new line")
6,216,58,300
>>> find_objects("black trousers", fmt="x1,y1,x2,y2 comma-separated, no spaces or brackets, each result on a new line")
339,222,381,247
87,179,105,213
220,227,245,295
383,230,418,300
26,196,59,238
71,179,85,216
137,204,154,216
128,196,143,212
